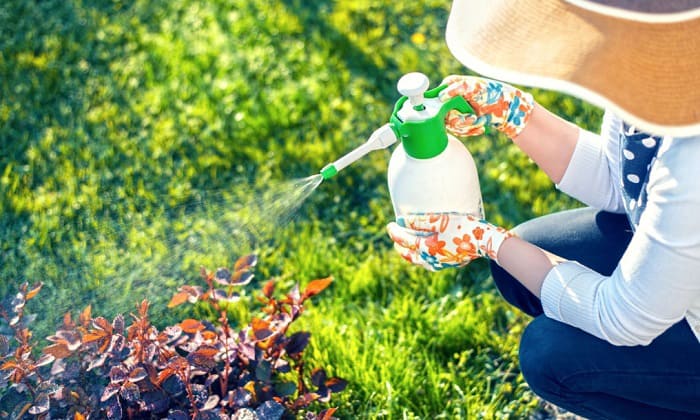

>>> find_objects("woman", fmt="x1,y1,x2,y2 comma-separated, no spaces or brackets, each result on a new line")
387,0,700,418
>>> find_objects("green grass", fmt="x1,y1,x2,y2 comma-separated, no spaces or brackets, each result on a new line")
0,0,602,417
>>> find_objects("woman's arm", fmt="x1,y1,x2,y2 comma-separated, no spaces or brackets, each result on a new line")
497,136,700,346
511,103,580,184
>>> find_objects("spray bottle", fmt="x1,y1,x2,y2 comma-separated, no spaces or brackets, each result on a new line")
321,72,484,219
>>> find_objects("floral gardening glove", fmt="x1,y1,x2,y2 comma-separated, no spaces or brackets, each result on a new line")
439,75,535,139
386,213,515,271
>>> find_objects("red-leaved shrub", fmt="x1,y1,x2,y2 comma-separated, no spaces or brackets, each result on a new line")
0,255,345,419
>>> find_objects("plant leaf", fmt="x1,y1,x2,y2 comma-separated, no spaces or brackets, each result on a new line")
105,397,123,419
231,271,254,286
325,377,348,393
215,268,232,285
92,317,112,333
112,314,125,335
303,277,333,299
319,407,338,420
167,410,188,420
110,365,128,383
285,331,310,356
188,346,218,369
255,360,271,382
229,388,252,408
262,280,275,298
168,291,189,308
202,394,219,410
234,254,258,272
101,383,121,402
254,400,284,420
79,305,92,327
311,368,326,388
120,381,140,403
28,392,50,415
251,317,273,341
180,319,205,334
43,343,72,359
129,367,148,383
275,381,296,397
138,299,149,318
25,282,43,301
35,353,55,367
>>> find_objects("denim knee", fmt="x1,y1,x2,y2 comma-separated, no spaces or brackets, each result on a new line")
518,316,568,401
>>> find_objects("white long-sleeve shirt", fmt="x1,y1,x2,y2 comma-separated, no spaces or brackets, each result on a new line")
540,111,700,346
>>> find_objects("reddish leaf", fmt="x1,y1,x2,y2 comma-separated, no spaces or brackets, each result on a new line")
285,332,310,356
182,285,203,299
0,360,17,370
120,381,140,403
212,289,228,302
79,305,92,328
138,299,149,318
28,392,49,415
129,367,148,383
192,345,219,359
56,330,81,351
180,319,205,334
92,317,112,333
231,271,254,286
203,395,220,410
44,343,72,359
25,282,43,301
311,368,326,387
35,353,55,367
110,366,128,383
215,268,232,285
319,407,338,420
101,383,120,402
82,330,109,344
303,277,333,299
63,312,73,328
156,368,175,385
168,292,189,308
112,314,125,334
325,377,348,393
201,330,218,341
251,317,270,333
234,254,258,272
262,280,275,298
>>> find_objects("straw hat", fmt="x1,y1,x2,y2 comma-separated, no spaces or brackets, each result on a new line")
445,0,700,136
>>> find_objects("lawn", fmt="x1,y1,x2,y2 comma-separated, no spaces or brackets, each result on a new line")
0,0,602,418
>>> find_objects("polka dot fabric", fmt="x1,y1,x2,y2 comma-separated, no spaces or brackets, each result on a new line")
620,123,663,229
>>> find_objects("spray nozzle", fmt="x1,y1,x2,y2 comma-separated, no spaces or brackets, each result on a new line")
320,123,397,180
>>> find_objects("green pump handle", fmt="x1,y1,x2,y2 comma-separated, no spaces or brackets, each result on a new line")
389,84,474,159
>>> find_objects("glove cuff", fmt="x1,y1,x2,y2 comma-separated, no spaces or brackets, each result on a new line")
500,90,535,139
476,223,516,264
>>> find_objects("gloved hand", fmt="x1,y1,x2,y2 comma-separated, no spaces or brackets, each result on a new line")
439,75,535,139
386,213,514,271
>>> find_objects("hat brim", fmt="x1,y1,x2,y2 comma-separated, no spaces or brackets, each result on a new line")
446,0,700,136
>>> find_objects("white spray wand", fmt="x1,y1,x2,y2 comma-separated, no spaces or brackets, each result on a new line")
320,123,397,180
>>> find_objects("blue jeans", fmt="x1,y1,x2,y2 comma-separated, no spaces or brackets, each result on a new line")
490,208,700,419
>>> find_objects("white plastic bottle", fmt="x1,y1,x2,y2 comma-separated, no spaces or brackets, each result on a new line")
387,72,484,219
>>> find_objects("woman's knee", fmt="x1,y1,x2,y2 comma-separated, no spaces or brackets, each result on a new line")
518,316,572,399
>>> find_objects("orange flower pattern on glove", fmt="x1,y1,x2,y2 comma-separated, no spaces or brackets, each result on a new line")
439,75,535,139
386,213,515,271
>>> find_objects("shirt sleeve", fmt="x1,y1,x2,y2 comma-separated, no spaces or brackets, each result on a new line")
556,112,626,213
541,135,700,346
